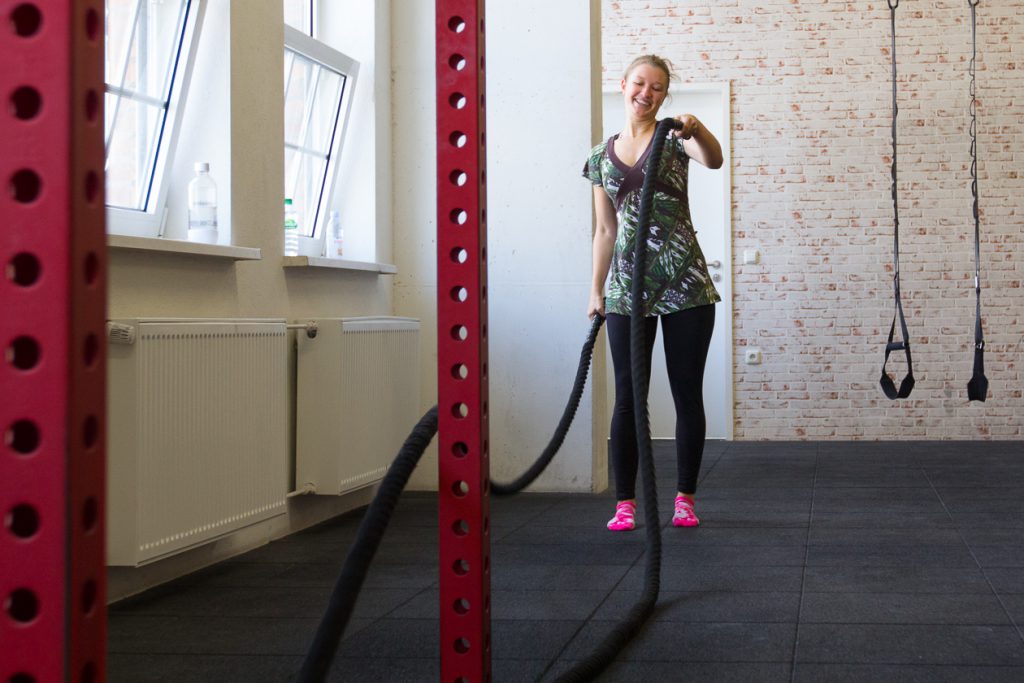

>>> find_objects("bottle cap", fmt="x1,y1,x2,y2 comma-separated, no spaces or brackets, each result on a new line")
195,162,210,172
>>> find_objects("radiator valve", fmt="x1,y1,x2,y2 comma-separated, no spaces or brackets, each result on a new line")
106,322,136,345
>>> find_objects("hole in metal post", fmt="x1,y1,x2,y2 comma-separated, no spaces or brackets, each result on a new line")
83,415,99,449
82,497,98,533
7,336,40,370
5,588,40,623
5,504,39,539
10,4,43,37
449,93,467,110
10,86,41,119
7,252,41,286
450,131,467,148
6,420,40,454
9,169,41,203
449,54,466,71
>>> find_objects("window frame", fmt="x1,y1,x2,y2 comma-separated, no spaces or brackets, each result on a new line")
283,24,359,257
104,0,207,238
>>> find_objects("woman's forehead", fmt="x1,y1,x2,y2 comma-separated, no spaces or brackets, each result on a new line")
628,64,668,85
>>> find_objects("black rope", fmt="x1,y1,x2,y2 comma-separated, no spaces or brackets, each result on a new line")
300,120,684,682
491,313,604,495
880,0,916,400
966,0,988,402
297,406,439,682
554,117,681,683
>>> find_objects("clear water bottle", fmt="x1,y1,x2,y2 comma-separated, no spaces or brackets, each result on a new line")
284,198,300,256
187,162,218,244
328,209,343,258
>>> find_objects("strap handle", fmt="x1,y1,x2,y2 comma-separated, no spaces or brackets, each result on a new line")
966,0,987,401
880,0,915,400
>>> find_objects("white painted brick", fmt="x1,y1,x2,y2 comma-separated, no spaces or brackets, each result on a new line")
604,0,1024,440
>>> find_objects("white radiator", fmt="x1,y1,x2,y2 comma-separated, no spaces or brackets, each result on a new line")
106,319,289,566
296,317,421,495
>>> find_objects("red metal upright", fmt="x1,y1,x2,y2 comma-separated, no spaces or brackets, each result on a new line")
436,1,491,681
1,1,108,680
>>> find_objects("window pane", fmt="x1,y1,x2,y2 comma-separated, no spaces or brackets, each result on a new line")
284,48,347,237
104,0,190,212
284,149,326,238
104,95,165,210
283,0,312,35
106,0,187,101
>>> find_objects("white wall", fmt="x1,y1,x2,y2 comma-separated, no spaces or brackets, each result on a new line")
107,0,396,600
393,0,607,492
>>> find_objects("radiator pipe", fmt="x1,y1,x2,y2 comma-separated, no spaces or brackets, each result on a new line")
287,321,319,338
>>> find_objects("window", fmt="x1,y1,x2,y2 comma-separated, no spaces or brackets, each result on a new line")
104,0,205,237
283,0,313,36
282,5,358,256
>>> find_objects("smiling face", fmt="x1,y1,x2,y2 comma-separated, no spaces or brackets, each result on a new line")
621,62,670,122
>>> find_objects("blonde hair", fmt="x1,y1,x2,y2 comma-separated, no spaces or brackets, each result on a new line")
622,55,676,86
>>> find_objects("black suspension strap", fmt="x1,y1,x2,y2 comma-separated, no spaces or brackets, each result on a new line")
298,407,439,682
554,117,681,683
966,0,988,402
880,0,916,400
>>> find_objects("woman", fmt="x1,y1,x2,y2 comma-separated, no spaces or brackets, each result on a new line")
583,55,723,531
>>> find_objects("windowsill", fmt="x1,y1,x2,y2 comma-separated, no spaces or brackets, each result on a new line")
282,256,397,274
108,235,262,261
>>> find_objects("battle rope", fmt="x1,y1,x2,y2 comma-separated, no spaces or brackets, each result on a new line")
552,117,682,683
299,118,684,682
490,313,605,495
297,407,439,683
880,0,916,400
965,0,988,402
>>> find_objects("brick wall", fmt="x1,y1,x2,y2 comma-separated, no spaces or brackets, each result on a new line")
602,0,1024,439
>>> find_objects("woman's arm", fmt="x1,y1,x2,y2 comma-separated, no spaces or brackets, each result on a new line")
588,186,618,318
675,114,723,170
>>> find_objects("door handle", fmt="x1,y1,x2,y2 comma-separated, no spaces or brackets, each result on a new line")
708,260,722,269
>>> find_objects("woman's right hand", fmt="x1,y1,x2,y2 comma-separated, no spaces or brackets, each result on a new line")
587,291,605,320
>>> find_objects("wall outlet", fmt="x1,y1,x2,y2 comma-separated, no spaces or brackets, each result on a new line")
743,249,761,265
744,348,762,365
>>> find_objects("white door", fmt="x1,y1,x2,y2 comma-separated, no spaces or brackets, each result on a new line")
602,83,733,440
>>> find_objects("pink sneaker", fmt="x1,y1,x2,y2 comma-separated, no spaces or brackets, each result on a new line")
673,495,700,527
607,500,636,531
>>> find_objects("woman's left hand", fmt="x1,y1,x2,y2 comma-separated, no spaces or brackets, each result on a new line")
672,114,702,140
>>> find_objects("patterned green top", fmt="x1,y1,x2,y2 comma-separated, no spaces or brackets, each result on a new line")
583,128,721,317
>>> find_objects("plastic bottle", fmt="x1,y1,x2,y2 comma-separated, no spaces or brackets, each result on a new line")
187,162,218,244
284,198,300,256
328,210,343,258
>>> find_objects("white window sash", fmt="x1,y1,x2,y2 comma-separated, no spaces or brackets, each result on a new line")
106,0,207,238
283,24,359,256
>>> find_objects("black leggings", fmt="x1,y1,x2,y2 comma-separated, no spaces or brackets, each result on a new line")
606,304,716,501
